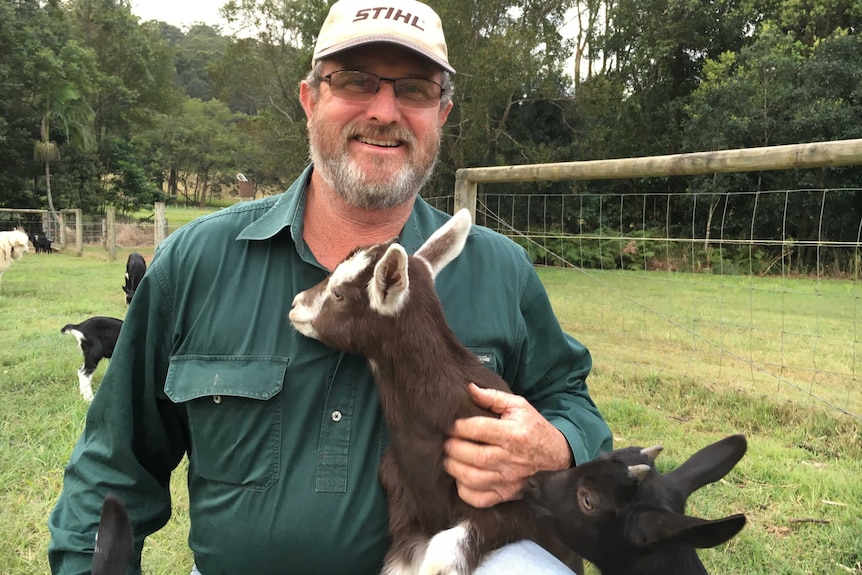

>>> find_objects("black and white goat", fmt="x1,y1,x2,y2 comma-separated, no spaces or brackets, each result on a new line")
524,434,748,575
92,493,133,575
289,210,580,575
30,231,54,253
122,252,146,305
61,316,123,402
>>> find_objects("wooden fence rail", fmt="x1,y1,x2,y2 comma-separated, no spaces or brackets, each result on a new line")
453,139,862,217
1,203,169,260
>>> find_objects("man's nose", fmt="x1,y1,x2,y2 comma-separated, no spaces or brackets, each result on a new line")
365,80,402,122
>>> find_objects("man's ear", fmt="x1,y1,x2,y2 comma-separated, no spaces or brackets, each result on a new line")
299,81,316,121
439,100,453,125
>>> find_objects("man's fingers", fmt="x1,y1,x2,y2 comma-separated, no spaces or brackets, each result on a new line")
443,455,497,488
443,456,525,508
467,383,524,414
453,483,509,509
444,436,504,469
449,415,508,446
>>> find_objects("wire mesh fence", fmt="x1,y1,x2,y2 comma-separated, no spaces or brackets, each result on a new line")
5,185,860,420
0,207,179,252
428,188,862,421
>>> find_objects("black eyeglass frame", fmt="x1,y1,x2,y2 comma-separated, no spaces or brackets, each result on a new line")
319,70,445,109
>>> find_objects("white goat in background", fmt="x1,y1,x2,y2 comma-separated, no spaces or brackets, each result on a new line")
0,229,31,293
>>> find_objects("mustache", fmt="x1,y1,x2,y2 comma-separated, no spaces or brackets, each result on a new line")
344,122,416,147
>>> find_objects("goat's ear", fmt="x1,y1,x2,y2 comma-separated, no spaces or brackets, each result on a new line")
415,209,472,279
667,435,747,496
628,509,746,549
92,493,134,575
370,244,409,315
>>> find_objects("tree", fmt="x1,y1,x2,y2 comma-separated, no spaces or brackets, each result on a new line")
166,23,231,102
34,78,96,221
1,0,97,211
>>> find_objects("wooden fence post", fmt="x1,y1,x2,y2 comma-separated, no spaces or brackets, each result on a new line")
58,211,66,248
454,174,477,221
106,206,117,261
154,202,166,247
73,209,83,257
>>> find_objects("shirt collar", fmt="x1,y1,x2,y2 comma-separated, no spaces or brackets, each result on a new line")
236,165,313,242
234,163,435,255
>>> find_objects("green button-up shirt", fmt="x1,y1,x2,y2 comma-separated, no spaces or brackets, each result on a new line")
48,165,612,575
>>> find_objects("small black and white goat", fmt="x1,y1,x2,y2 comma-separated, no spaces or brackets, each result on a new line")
92,493,133,575
61,316,123,402
29,231,54,253
289,210,580,575
524,434,748,575
123,252,146,305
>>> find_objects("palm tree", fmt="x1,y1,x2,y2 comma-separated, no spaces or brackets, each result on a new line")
34,82,95,224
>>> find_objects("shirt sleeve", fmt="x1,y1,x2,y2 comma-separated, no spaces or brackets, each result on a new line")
511,258,614,466
48,262,187,575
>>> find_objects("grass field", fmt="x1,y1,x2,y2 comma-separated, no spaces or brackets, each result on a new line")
1,238,859,574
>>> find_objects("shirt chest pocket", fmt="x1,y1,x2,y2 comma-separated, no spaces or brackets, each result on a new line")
165,354,288,491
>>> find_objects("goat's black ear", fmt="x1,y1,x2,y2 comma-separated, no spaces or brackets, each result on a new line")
628,510,746,549
92,492,134,575
667,435,747,496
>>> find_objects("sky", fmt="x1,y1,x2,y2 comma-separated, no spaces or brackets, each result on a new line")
131,2,581,41
130,0,231,29
129,1,581,77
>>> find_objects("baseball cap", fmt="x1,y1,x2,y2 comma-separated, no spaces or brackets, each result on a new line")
312,0,455,74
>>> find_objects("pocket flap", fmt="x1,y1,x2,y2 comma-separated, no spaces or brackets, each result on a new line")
165,354,288,402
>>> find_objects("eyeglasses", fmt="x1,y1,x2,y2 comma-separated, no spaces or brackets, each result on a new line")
320,70,444,109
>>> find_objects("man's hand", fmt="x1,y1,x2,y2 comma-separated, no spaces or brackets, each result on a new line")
443,383,573,508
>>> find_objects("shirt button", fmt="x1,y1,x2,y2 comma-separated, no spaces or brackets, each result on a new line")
331,410,342,422
213,395,222,404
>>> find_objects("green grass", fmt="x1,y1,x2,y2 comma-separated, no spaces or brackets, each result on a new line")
131,199,239,230
541,267,861,417
1,247,860,574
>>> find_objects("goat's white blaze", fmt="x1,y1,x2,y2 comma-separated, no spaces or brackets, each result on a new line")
287,288,323,339
288,248,376,339
419,521,472,575
331,247,375,286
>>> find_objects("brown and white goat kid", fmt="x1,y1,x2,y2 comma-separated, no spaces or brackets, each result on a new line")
524,434,748,575
289,209,580,575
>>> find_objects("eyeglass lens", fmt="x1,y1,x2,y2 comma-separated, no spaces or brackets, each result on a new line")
324,70,442,108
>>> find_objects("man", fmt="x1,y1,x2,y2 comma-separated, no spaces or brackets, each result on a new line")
48,1,613,574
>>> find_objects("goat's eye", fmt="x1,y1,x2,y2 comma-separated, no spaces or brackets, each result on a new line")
578,489,594,512
331,289,344,301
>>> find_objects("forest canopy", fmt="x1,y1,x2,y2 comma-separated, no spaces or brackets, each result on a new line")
0,0,860,216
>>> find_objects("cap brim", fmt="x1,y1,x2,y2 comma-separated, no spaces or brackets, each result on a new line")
314,36,455,75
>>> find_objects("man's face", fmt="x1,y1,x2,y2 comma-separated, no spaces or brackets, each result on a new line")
301,45,453,210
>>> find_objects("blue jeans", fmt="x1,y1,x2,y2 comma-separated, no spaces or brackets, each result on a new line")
189,540,578,574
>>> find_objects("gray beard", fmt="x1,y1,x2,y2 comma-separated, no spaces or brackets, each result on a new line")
309,144,437,211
